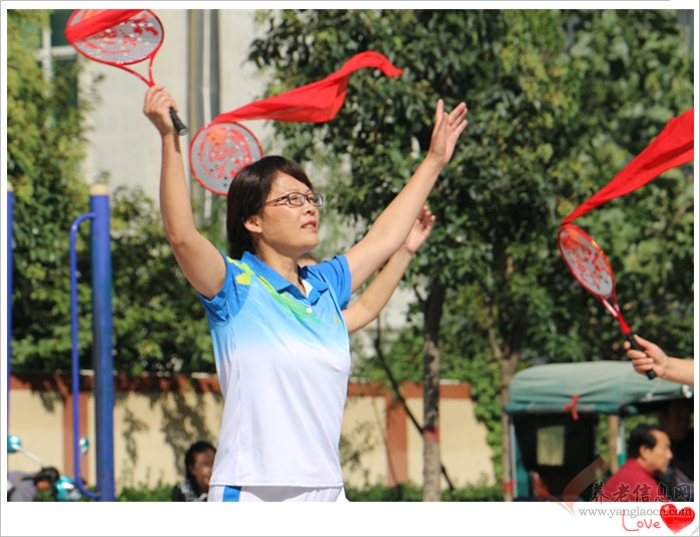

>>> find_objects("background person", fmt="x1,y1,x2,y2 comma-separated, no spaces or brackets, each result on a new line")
7,467,60,502
598,423,673,502
172,441,217,502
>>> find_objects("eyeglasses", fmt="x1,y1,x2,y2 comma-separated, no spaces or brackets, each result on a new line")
265,192,324,207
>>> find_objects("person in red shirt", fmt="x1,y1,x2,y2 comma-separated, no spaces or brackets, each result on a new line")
597,423,673,502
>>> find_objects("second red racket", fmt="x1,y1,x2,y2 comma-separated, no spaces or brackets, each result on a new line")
189,122,264,196
66,9,188,136
557,224,656,380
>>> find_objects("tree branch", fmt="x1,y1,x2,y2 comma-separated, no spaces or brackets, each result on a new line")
373,319,455,492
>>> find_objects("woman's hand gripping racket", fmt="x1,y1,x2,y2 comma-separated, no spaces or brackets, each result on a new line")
189,122,264,196
66,9,188,136
558,224,656,380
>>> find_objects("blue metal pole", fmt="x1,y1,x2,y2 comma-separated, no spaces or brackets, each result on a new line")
7,183,13,430
90,185,115,501
70,212,99,500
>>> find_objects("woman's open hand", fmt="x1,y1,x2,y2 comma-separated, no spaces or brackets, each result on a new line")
427,99,468,167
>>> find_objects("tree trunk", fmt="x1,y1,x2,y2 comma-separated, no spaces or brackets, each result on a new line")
372,320,455,491
422,284,445,502
499,354,518,502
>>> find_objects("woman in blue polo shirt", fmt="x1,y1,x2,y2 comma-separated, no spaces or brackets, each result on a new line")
144,85,467,502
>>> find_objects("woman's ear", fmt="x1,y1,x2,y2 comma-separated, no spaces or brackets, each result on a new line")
244,215,262,234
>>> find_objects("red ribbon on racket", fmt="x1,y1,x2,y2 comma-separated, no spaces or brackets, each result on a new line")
65,9,143,44
65,9,188,136
191,51,404,196
563,108,694,225
211,51,403,125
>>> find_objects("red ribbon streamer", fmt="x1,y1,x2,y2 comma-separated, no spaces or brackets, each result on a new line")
562,108,694,225
562,394,580,421
212,51,403,125
65,9,145,44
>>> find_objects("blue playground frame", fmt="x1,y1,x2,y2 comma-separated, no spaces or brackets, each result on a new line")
7,184,116,501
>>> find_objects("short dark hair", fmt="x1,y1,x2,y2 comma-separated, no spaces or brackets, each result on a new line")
33,467,60,485
226,156,313,259
627,423,667,460
184,441,216,479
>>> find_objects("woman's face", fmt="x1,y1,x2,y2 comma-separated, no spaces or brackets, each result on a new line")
189,449,216,492
253,172,321,256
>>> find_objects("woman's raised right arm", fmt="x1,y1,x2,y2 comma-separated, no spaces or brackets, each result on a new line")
343,206,435,334
344,100,467,293
143,86,225,299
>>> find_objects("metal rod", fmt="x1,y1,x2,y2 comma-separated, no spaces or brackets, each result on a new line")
70,211,100,500
7,183,13,434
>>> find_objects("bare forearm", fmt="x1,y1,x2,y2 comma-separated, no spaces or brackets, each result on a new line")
661,357,695,387
345,99,467,292
343,247,413,334
346,156,443,290
627,335,694,387
159,134,196,245
158,133,224,298
368,156,443,251
144,85,225,297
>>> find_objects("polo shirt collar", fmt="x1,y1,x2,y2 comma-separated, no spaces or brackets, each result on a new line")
240,251,328,303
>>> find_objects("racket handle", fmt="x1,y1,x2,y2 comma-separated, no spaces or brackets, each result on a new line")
169,108,188,136
626,333,657,380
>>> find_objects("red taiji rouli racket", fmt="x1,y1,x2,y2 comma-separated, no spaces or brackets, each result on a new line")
66,9,188,136
189,122,264,196
558,224,656,380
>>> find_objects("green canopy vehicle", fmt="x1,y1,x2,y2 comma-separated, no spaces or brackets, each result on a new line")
505,361,693,501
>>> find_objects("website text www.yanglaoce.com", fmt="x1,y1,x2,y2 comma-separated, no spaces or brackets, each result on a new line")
579,507,683,519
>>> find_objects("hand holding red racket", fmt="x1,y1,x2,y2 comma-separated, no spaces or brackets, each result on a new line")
558,224,656,380
66,9,187,136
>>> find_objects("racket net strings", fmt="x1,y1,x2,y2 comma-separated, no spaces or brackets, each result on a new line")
66,9,188,136
69,11,162,66
558,224,656,379
558,226,614,297
190,123,264,196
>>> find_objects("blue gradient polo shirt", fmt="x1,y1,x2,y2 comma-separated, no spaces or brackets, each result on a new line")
200,250,352,488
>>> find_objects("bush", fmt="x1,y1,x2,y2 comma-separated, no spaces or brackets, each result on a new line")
38,481,503,502
346,483,424,502
445,483,504,502
34,490,56,502
38,482,174,502
345,483,503,502
117,483,173,502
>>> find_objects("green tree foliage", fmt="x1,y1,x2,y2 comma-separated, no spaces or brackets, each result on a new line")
7,9,92,371
7,10,215,376
247,9,693,497
109,187,214,375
